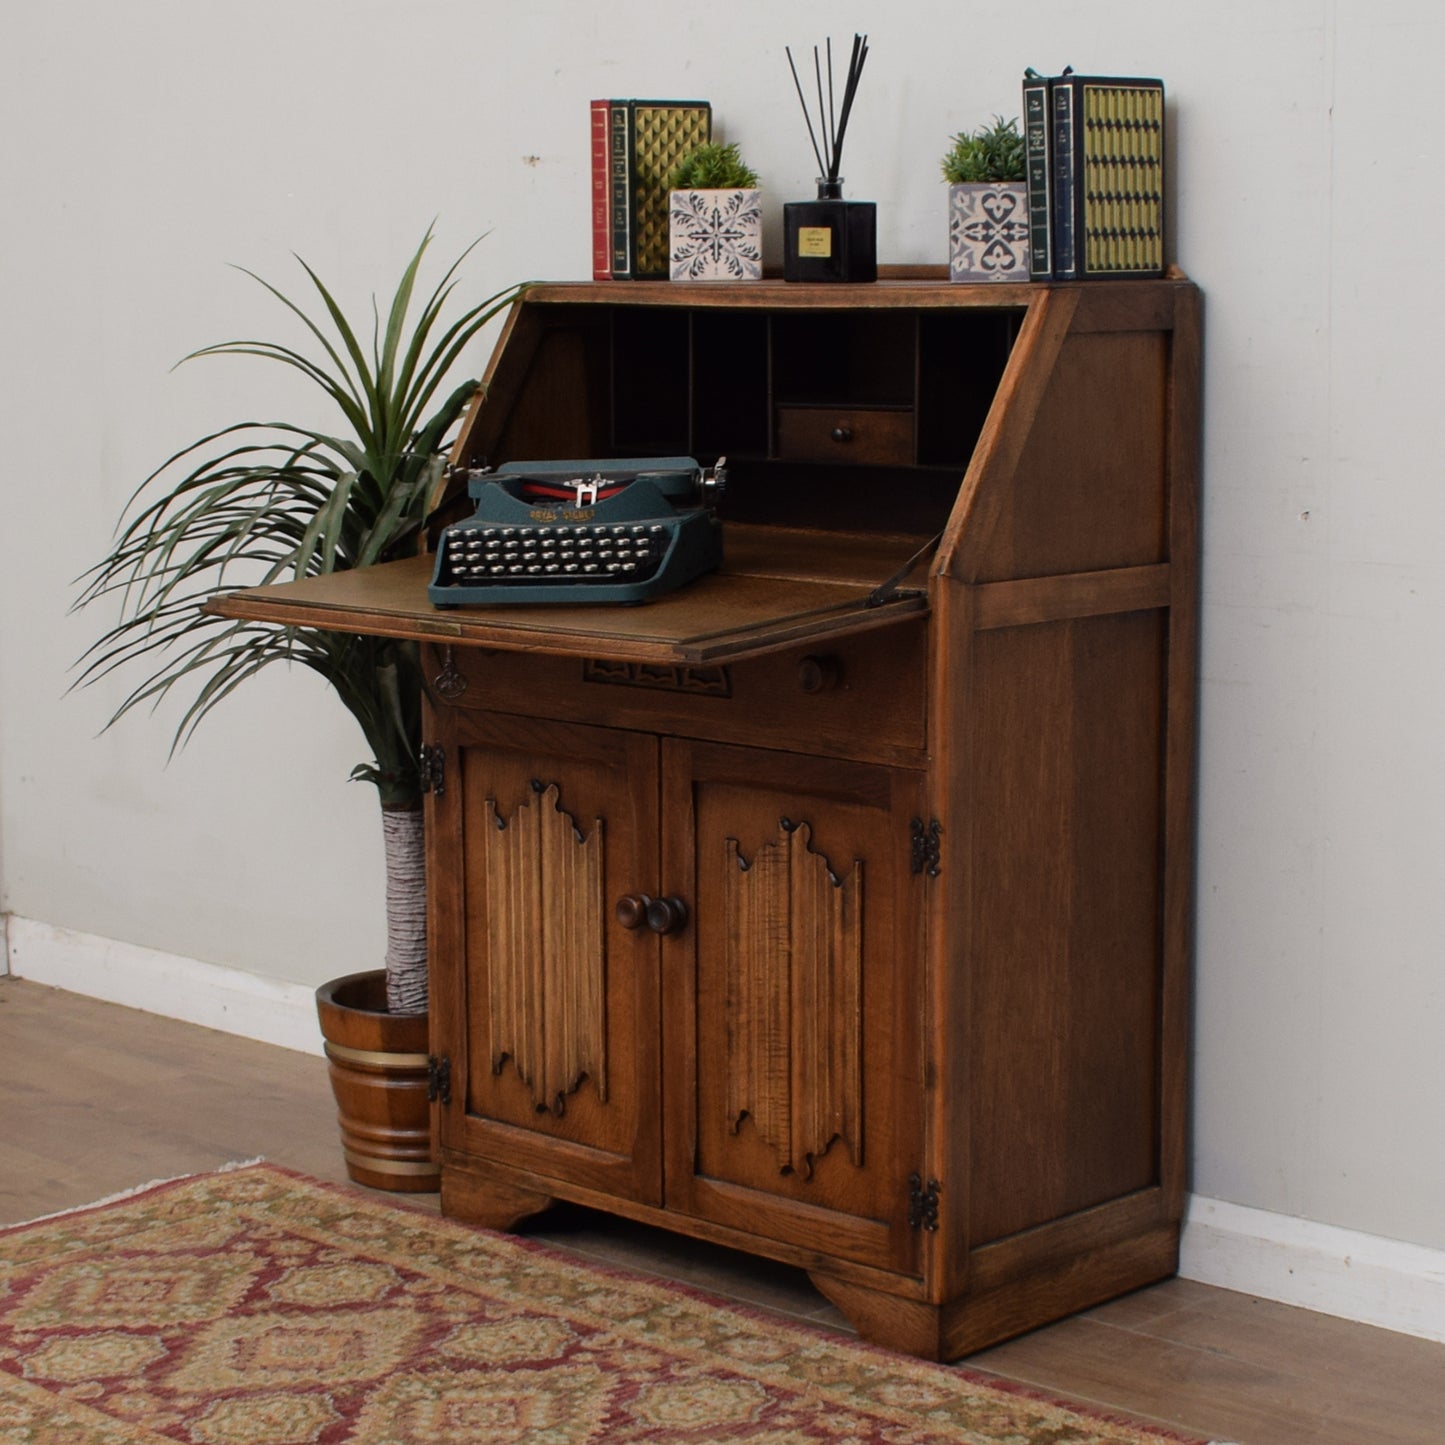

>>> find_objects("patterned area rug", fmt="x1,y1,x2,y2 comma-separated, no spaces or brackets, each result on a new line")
0,1163,1211,1444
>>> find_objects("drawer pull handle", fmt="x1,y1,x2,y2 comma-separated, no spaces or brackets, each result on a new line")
797,654,842,693
831,425,853,444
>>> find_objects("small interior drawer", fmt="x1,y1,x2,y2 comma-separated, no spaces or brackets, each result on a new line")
774,404,915,466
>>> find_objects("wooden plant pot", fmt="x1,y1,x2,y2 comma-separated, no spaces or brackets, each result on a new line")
948,181,1030,282
315,969,439,1192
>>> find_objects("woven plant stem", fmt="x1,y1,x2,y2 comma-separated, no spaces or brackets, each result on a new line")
382,805,428,1015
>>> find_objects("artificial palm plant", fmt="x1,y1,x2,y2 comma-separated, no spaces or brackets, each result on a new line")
74,230,521,1014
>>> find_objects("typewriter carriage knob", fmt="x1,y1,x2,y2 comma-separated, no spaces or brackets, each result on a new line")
701,456,727,506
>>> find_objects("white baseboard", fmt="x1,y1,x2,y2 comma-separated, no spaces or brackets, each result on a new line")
5,915,322,1057
8,915,1445,1345
1181,1194,1445,1344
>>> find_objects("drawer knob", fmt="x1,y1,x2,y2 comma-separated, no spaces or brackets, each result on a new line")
831,425,853,444
615,894,653,930
645,896,689,936
797,654,842,693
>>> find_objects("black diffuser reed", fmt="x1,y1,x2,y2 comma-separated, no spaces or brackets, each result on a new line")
783,34,877,282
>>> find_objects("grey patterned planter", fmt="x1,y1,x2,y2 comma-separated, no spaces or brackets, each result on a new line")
948,182,1029,283
670,188,763,281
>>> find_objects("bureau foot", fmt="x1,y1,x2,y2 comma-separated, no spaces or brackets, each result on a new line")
440,1167,556,1232
808,1271,947,1362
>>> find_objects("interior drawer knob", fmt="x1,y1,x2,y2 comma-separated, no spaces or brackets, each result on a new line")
615,894,653,930
831,425,853,443
645,896,689,935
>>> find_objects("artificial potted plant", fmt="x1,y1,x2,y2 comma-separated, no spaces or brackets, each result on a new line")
74,230,521,1190
941,114,1029,282
667,142,763,281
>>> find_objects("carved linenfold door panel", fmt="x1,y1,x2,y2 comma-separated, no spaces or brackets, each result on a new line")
723,819,863,1178
482,781,607,1116
661,739,924,1274
429,710,662,1205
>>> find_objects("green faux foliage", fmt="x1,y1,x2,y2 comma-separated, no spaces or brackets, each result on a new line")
73,230,522,810
667,142,760,191
940,115,1026,184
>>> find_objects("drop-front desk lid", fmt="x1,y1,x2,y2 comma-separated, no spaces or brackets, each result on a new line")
206,524,931,666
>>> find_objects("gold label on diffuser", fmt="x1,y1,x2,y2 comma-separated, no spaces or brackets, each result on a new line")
797,226,833,258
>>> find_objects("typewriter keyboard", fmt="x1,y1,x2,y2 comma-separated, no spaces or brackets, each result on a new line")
440,522,671,584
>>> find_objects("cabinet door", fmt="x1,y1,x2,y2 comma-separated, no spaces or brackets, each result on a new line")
660,740,925,1274
430,710,662,1205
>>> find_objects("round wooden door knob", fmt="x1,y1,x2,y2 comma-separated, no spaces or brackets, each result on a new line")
644,896,689,935
615,894,653,929
616,894,688,934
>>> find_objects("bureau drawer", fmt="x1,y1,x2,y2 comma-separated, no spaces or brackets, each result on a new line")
774,404,915,466
424,622,928,767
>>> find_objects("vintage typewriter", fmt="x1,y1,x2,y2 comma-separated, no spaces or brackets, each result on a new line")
428,456,725,607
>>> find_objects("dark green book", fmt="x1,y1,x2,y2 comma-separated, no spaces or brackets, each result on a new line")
1022,71,1054,279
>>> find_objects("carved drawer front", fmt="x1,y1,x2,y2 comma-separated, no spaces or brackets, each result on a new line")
660,739,926,1273
774,404,915,466
429,712,663,1205
424,621,927,767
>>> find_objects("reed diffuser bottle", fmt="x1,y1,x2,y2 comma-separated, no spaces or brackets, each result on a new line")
783,34,877,282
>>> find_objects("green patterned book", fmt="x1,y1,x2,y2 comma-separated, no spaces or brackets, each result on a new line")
608,100,712,279
1048,74,1165,279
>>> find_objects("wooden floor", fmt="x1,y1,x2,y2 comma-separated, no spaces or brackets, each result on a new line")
3,977,1442,1444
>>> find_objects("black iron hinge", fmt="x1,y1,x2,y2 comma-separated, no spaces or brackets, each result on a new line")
419,743,447,797
427,1055,452,1105
910,817,942,878
908,1172,941,1232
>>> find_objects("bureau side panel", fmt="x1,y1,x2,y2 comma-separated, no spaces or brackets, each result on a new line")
965,609,1167,1245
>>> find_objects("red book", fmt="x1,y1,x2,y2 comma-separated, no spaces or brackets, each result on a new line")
590,100,612,280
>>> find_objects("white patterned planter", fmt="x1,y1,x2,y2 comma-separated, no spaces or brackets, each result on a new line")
948,182,1029,283
669,189,763,281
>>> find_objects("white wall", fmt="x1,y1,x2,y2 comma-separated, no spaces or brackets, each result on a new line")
4,0,1445,1273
